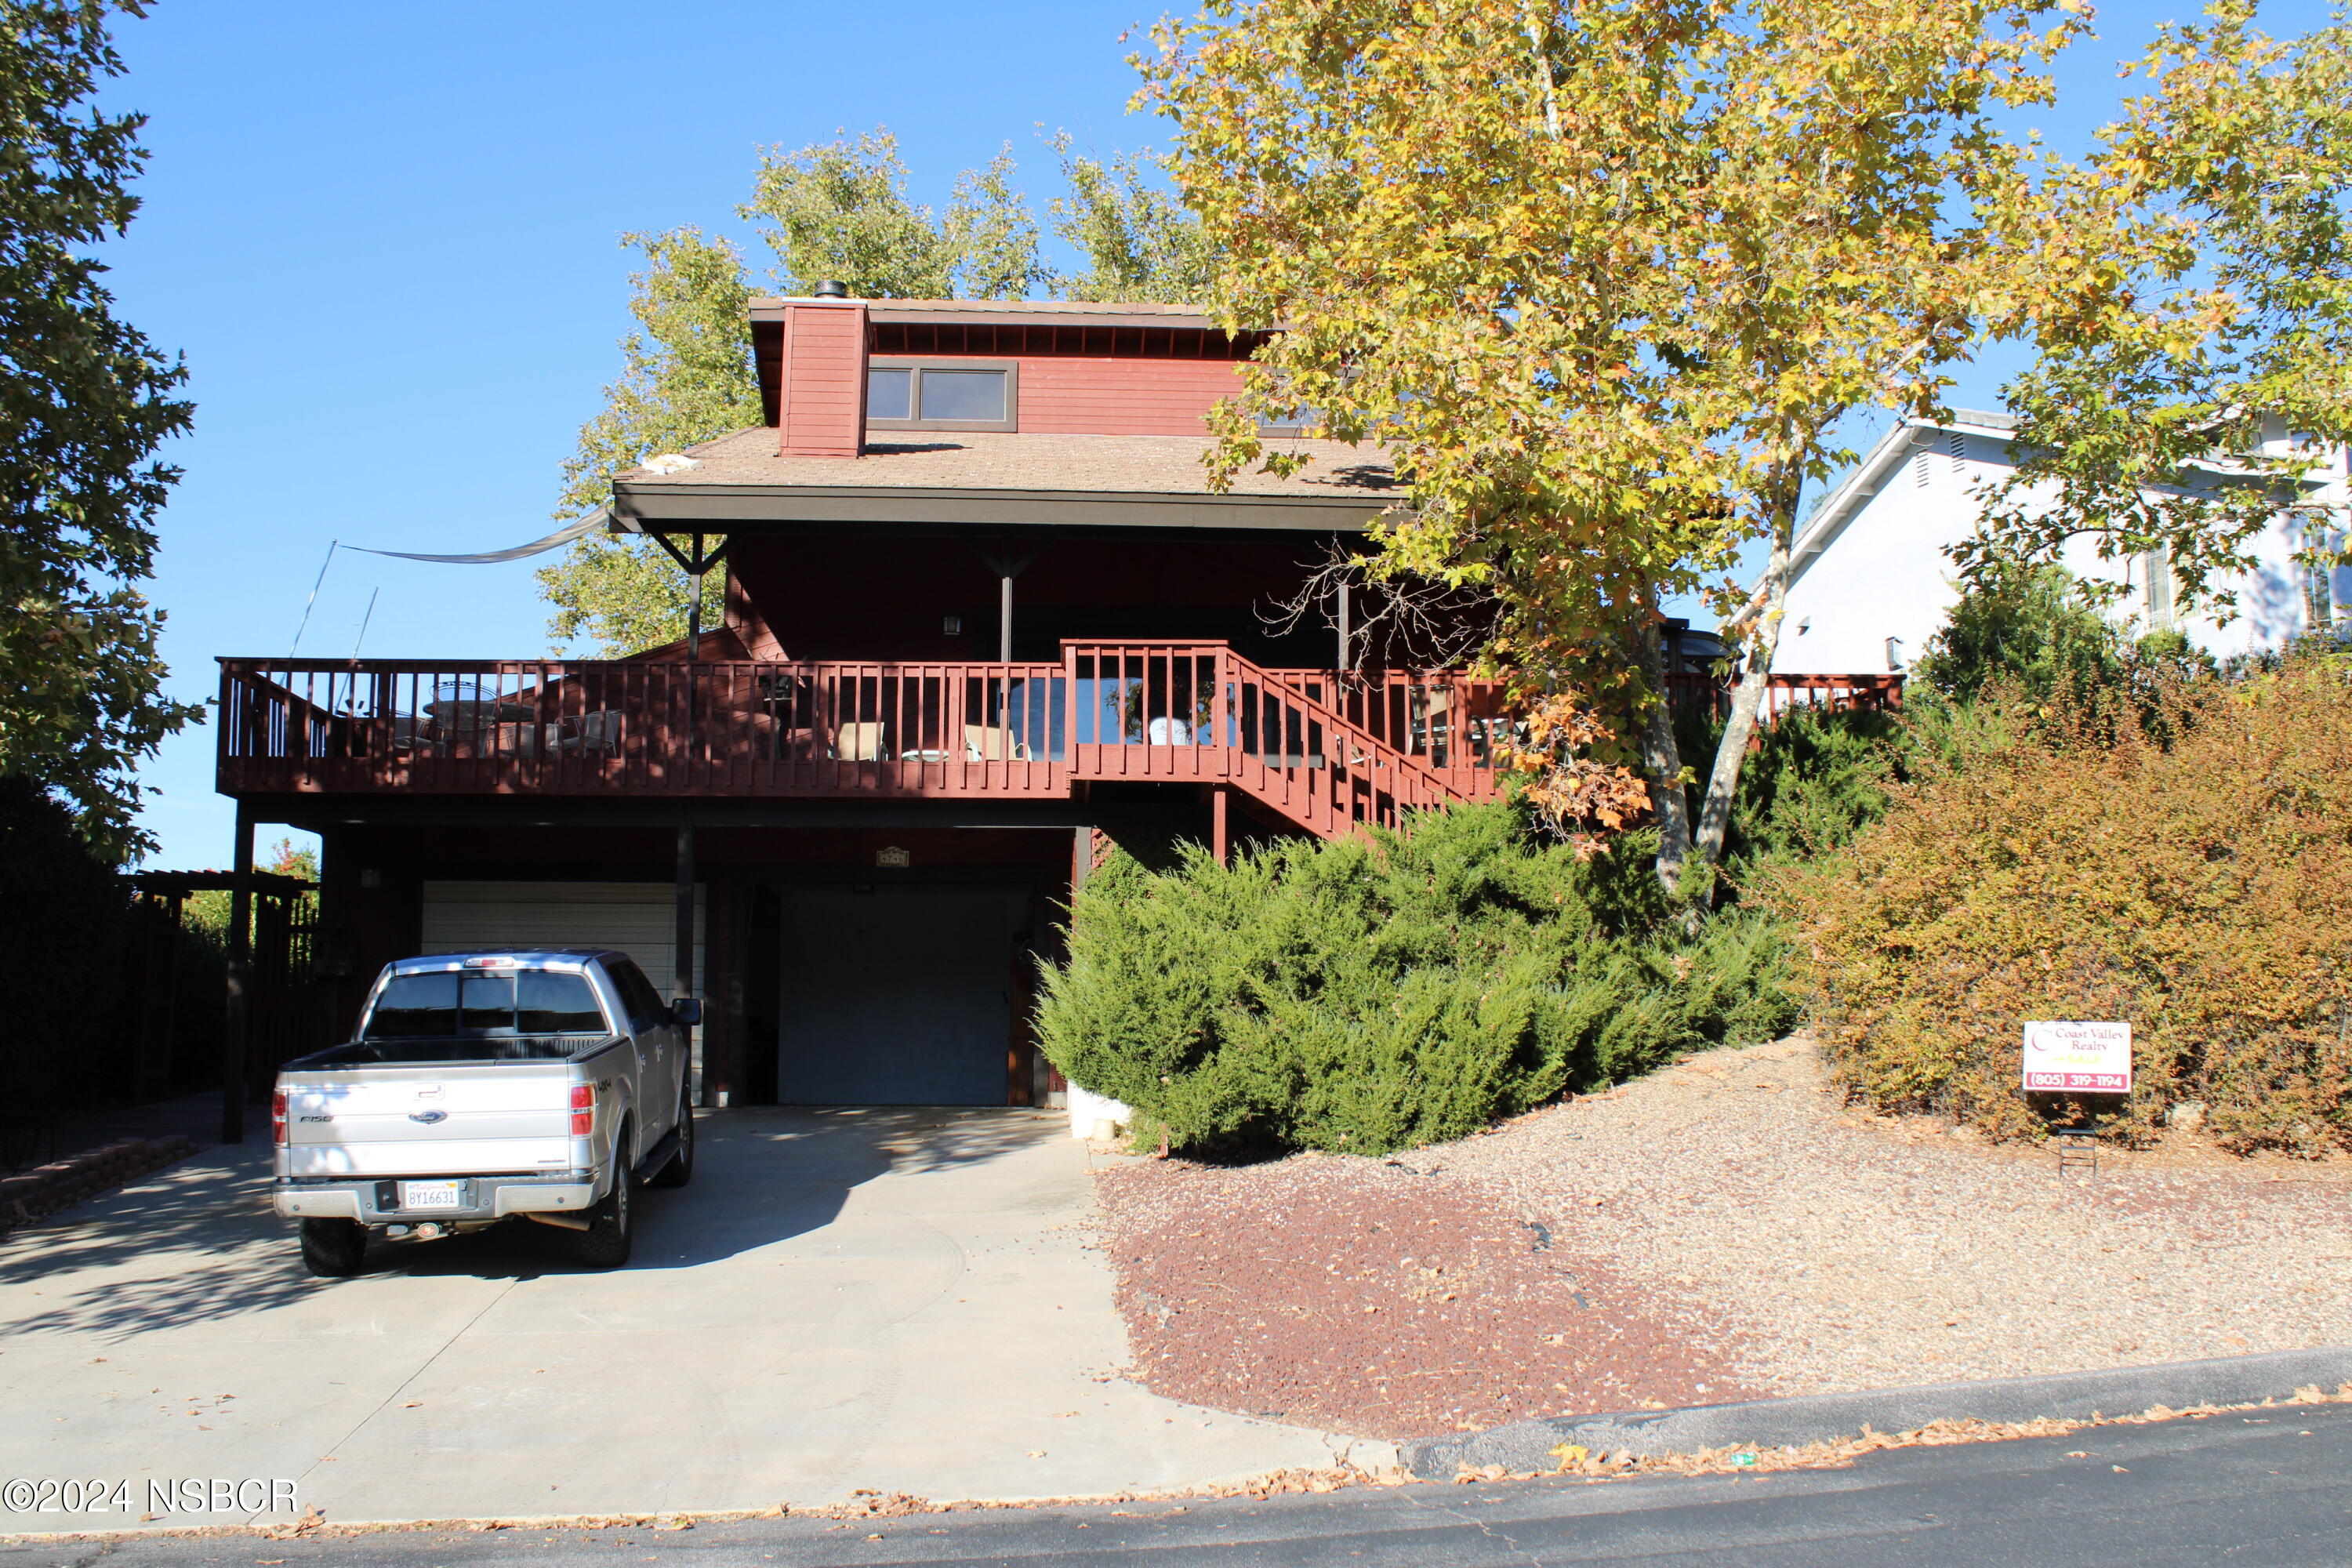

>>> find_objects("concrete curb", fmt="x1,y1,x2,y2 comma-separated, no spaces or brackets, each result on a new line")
1400,1345,2352,1479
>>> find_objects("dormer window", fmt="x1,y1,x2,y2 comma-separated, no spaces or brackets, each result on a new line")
866,358,1019,433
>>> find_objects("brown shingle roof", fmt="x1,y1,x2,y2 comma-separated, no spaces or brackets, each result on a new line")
624,427,1397,500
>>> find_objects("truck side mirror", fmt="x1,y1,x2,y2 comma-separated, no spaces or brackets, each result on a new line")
670,997,702,1027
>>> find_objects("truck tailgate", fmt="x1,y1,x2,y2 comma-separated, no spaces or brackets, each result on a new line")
283,1062,574,1178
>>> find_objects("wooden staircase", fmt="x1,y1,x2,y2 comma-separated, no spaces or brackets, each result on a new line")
1058,642,1500,840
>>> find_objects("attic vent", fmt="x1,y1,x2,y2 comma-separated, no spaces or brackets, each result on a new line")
1913,452,1930,488
1947,430,1966,472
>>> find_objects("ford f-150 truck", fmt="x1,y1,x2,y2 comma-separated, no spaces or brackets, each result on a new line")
271,949,698,1276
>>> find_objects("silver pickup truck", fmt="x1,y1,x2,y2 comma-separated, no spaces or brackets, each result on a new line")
271,949,698,1276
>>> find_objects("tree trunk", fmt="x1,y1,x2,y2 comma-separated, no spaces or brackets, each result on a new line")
1693,508,1797,873
1628,597,1693,897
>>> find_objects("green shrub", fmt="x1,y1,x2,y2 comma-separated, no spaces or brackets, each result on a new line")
1776,656,2352,1153
1039,803,1796,1156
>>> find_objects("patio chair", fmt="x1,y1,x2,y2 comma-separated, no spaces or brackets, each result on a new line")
832,721,888,761
962,724,1030,761
555,710,622,754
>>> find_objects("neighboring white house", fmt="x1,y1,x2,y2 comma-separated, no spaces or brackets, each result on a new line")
1774,408,2352,676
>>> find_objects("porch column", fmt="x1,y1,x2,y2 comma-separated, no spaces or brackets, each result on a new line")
133,889,183,1103
673,821,697,1011
221,804,256,1144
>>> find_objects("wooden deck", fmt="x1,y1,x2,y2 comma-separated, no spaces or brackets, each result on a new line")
216,648,1901,839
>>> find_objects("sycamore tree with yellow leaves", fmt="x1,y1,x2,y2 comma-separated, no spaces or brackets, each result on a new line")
1144,0,2098,900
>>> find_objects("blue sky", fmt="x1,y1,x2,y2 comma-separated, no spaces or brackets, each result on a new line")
99,0,2334,868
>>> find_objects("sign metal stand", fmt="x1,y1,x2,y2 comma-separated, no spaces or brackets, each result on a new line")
2024,1022,2132,1180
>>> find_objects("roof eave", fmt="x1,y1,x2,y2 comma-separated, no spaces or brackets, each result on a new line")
609,478,1391,535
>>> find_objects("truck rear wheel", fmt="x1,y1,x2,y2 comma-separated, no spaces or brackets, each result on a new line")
299,1218,368,1278
575,1159,633,1269
648,1092,695,1189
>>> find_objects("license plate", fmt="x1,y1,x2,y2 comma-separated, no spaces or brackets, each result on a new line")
400,1180,466,1210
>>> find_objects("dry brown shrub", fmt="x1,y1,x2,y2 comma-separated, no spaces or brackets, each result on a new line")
1770,655,2352,1152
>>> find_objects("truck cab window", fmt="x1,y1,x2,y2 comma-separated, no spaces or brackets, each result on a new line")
363,969,608,1037
604,960,669,1033
366,972,459,1037
517,971,607,1033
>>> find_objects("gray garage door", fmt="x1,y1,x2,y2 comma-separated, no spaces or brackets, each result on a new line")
775,883,1029,1105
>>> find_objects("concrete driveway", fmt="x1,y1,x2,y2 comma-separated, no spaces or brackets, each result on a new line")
0,1109,1373,1530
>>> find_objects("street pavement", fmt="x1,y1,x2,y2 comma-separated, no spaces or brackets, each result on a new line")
0,1109,1364,1528
7,1398,2347,1565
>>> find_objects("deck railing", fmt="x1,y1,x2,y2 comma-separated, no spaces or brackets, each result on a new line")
216,654,1900,820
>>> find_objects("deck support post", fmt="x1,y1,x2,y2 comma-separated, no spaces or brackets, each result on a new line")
644,532,730,660
674,822,698,1098
966,539,1045,665
1211,786,1231,867
221,802,256,1145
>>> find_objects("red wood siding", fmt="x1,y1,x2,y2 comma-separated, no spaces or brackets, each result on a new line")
779,301,867,457
1011,355,1242,437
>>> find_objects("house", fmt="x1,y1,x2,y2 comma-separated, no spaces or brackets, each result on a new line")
214,292,1527,1126
1777,408,2352,677
210,291,1890,1130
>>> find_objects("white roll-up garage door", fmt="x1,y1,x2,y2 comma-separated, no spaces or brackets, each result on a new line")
419,881,706,985
419,880,710,1096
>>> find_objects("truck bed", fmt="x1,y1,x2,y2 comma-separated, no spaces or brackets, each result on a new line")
278,1038,622,1180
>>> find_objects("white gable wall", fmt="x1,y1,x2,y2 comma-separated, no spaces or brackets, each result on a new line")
1772,416,2349,677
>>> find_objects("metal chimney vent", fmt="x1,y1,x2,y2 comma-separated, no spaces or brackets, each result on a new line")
812,280,849,299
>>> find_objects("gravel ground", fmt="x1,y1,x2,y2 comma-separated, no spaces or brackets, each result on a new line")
1091,1036,2352,1441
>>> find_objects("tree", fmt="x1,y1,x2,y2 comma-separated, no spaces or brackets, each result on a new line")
1042,130,1210,303
537,227,760,654
744,127,958,299
0,0,198,862
1957,5,2352,623
744,128,1055,301
946,145,1054,301
1142,0,2085,899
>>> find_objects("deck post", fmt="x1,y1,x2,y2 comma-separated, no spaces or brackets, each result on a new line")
1211,785,1231,867
220,802,256,1145
673,820,697,1011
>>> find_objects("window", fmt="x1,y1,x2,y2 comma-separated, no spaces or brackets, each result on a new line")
865,358,1018,432
604,959,671,1033
2141,547,2176,630
1257,407,1322,438
364,969,608,1038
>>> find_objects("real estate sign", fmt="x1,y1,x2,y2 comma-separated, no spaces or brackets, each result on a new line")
2022,1021,2132,1093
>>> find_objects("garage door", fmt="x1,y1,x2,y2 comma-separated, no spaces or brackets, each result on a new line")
776,884,1029,1105
419,881,706,989
421,880,711,1094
